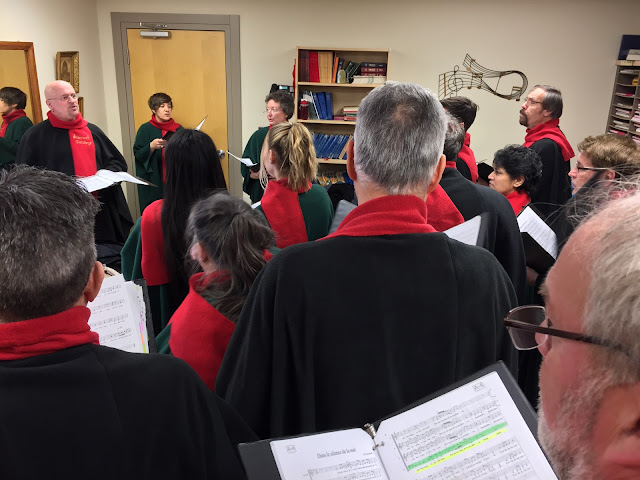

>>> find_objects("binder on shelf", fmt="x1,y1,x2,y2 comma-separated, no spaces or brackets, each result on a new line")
311,92,325,120
239,362,557,480
309,51,320,83
325,92,333,120
517,205,558,274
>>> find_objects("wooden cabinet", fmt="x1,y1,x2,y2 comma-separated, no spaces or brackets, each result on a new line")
607,61,640,145
294,47,390,170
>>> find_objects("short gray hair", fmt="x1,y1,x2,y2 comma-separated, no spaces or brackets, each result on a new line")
580,190,640,383
354,82,446,195
443,113,465,163
0,166,99,321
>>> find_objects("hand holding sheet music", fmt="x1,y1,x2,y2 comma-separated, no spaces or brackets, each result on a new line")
78,170,151,193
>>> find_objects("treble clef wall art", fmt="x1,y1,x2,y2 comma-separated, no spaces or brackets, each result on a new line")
439,54,528,101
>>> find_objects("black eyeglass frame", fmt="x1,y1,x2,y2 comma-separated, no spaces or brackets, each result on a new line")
575,165,610,173
503,306,629,356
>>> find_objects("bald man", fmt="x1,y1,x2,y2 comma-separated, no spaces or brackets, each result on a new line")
16,81,132,265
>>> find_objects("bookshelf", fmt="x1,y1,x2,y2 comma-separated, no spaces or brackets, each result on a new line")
294,47,390,180
607,60,640,146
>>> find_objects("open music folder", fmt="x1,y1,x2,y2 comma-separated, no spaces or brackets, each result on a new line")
517,205,558,273
239,362,556,479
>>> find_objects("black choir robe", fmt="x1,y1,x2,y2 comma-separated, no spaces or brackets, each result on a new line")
528,138,572,216
216,232,518,439
16,120,133,246
439,167,527,305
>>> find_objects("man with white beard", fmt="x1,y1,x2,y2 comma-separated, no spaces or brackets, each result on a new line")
504,191,640,479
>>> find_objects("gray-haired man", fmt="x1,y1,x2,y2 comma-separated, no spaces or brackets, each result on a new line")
217,82,518,439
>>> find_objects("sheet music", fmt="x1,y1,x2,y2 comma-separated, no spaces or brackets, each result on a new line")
78,170,149,193
228,151,257,167
444,215,482,246
271,429,388,480
375,372,556,479
87,275,146,353
195,115,207,130
517,206,558,259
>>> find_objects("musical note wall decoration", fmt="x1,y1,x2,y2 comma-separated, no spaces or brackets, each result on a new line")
439,54,528,101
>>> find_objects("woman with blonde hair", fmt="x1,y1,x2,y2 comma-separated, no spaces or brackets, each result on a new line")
257,122,333,248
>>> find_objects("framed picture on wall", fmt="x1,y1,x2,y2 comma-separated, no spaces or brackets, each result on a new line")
56,51,79,92
78,96,84,116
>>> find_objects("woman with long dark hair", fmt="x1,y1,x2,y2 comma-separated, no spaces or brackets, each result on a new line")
160,193,275,389
122,129,227,334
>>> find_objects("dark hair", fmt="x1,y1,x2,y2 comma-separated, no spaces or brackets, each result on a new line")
267,122,317,191
493,145,543,196
148,92,173,111
535,84,563,119
440,96,478,131
188,193,275,323
161,129,227,288
265,90,294,119
0,87,27,110
443,113,465,162
0,166,99,321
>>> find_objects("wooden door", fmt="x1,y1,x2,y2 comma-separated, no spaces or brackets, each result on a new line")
0,50,34,123
127,29,229,182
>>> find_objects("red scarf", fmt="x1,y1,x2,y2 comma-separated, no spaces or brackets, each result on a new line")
0,306,99,361
325,195,436,239
149,115,181,182
524,118,574,162
0,109,26,138
425,184,465,232
458,132,479,182
506,190,530,216
47,111,97,177
261,179,311,248
141,200,170,286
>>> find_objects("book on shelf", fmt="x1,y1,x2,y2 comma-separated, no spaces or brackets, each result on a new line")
309,51,320,83
238,362,557,480
325,92,333,120
360,67,387,74
335,58,345,82
87,275,155,354
352,75,386,85
360,62,387,69
610,128,627,135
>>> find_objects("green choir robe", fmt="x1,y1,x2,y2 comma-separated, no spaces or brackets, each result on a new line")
241,126,268,204
0,115,33,168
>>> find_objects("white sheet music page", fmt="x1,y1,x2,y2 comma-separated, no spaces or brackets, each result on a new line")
444,215,482,246
517,206,558,259
270,428,388,480
374,371,556,479
87,275,145,353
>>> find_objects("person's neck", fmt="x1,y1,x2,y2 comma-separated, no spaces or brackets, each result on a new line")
355,180,427,205
154,115,168,123
2,108,17,117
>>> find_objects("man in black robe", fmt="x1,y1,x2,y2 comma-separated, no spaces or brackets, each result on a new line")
16,80,132,267
216,82,518,439
520,85,574,216
0,167,254,479
437,114,527,304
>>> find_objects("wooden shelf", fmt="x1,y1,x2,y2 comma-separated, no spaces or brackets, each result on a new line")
298,82,382,89
611,113,632,120
299,119,356,126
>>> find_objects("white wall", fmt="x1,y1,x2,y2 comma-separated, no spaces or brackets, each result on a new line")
1,0,107,128
7,0,640,169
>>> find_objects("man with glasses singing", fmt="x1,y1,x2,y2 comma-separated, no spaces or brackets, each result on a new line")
504,192,640,479
16,80,132,268
520,85,574,215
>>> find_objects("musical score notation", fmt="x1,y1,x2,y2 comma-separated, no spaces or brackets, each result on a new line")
438,54,528,101
308,457,384,480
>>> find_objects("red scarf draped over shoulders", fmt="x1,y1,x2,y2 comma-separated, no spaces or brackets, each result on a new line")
458,132,479,182
141,200,169,285
425,183,465,232
324,195,436,239
506,190,530,216
261,179,311,248
0,306,99,361
0,109,27,137
149,115,181,182
47,111,97,177
523,118,574,162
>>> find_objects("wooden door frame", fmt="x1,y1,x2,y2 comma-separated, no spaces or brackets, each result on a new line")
0,42,42,123
111,12,242,219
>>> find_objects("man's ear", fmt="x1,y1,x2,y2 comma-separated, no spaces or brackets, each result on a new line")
598,383,640,471
426,154,446,195
605,169,616,181
346,140,357,181
83,261,104,304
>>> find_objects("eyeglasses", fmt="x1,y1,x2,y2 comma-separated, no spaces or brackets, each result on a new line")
575,164,610,173
47,93,78,102
503,305,628,355
265,107,282,114
523,97,542,106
